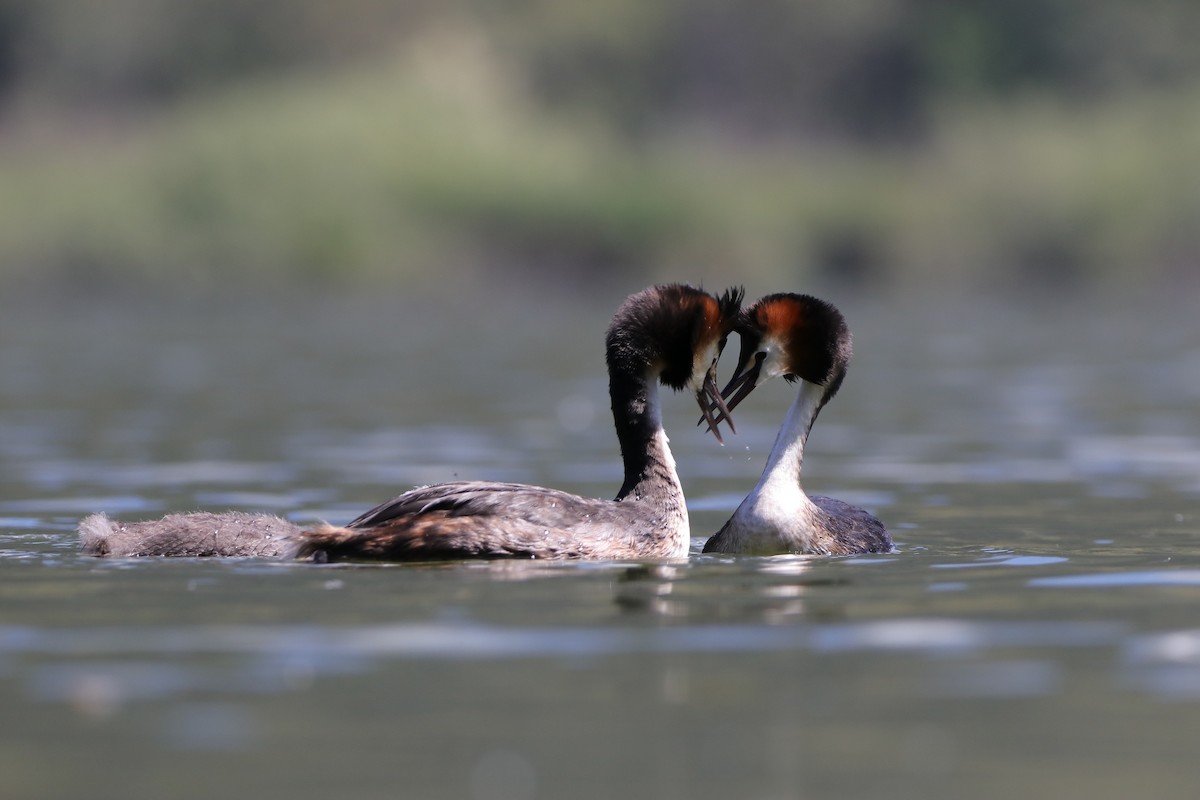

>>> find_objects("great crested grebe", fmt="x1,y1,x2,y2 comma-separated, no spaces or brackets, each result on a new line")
701,293,892,556
80,284,743,562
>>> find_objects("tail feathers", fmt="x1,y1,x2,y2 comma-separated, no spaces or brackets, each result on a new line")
78,511,306,558
79,513,118,556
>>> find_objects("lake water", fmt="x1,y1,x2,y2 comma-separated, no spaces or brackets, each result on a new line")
2,284,1198,800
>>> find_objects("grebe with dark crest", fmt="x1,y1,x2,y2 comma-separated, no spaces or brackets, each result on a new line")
702,293,892,556
80,284,743,562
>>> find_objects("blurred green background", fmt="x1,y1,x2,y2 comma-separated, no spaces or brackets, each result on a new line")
1,0,1198,296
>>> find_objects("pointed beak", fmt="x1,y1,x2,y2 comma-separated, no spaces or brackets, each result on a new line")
698,348,765,436
720,351,765,412
696,362,735,444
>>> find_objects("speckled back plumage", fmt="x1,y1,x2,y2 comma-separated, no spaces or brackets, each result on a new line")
296,482,687,562
810,496,892,555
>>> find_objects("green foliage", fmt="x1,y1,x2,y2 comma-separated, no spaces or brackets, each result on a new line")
1,2,1198,292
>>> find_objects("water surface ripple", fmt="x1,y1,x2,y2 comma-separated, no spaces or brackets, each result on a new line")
2,290,1199,800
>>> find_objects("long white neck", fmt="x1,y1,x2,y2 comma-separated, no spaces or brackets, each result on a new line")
713,380,827,554
756,380,824,495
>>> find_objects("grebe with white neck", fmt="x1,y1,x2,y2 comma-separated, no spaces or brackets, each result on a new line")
80,284,743,562
702,293,891,556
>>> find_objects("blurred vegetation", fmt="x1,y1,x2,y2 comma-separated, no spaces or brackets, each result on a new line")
1,0,1199,294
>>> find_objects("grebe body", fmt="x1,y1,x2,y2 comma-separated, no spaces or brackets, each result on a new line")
702,293,891,556
80,284,742,562
297,284,741,562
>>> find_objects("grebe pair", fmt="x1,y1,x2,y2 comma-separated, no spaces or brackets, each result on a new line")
79,286,890,560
